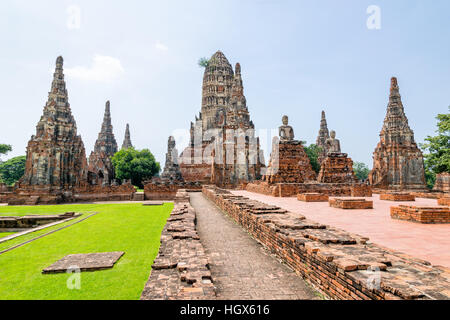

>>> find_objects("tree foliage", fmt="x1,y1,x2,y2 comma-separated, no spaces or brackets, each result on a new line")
353,162,370,181
420,107,450,188
111,148,160,188
0,156,26,186
303,143,321,174
198,57,209,68
0,144,12,157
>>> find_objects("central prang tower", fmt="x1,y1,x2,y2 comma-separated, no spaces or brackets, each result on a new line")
180,51,264,186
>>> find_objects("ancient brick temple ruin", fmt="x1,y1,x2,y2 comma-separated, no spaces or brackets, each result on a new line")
7,57,135,205
88,101,118,186
121,123,133,150
317,130,357,183
262,116,316,184
180,51,264,186
144,136,201,200
247,116,370,198
369,78,427,191
434,173,450,193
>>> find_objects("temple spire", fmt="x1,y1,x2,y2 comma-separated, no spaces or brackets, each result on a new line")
122,123,133,150
93,100,118,156
316,110,330,161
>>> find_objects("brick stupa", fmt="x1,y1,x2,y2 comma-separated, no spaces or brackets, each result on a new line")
160,136,183,182
88,101,118,186
316,110,330,163
369,77,427,190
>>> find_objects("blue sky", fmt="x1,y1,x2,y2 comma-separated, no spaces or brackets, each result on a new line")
0,0,448,167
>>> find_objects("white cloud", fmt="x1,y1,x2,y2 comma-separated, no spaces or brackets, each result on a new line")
155,41,169,51
65,55,125,82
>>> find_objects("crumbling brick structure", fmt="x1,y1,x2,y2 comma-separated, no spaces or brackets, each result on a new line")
380,193,415,201
180,51,264,186
317,153,357,183
297,193,329,202
434,173,450,193
369,77,427,191
203,186,450,300
140,190,215,300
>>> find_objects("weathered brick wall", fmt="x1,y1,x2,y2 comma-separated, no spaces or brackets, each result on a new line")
140,190,215,300
203,186,450,300
391,205,450,224
380,193,415,201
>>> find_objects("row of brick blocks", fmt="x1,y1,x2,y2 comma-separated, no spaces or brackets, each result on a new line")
140,190,215,300
297,193,373,209
203,186,450,300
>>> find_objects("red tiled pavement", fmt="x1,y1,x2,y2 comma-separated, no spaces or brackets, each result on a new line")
233,191,450,268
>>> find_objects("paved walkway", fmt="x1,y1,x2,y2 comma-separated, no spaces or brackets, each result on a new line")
189,193,319,300
233,191,450,268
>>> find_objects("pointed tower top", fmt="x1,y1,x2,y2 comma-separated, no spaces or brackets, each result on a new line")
316,110,330,154
235,63,241,75
92,100,118,157
56,56,64,65
122,123,133,150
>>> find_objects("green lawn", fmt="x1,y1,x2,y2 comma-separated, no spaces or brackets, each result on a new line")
0,202,173,300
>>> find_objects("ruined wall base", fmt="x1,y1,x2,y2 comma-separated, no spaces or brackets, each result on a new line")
380,193,415,201
246,181,372,198
144,181,202,200
203,186,450,300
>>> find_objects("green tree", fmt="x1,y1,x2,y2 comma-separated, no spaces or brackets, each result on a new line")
353,162,370,181
0,156,26,186
303,143,321,174
420,107,450,189
111,148,160,188
198,57,209,68
0,144,12,158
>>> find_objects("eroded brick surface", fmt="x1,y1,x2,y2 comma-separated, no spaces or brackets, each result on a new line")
329,198,374,209
380,193,415,201
140,190,215,300
297,193,329,202
203,186,450,300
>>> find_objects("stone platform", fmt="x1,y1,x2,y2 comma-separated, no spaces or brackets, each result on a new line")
205,186,450,300
297,193,329,202
380,193,415,201
329,198,373,209
391,205,450,224
0,212,78,231
42,252,124,274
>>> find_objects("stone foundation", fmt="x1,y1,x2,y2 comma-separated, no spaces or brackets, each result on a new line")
203,186,450,300
140,190,215,300
246,181,372,198
7,184,136,205
297,193,329,202
380,193,415,201
391,205,450,224
0,212,77,231
329,198,374,210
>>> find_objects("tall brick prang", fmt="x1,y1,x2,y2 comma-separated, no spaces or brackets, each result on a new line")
19,56,88,188
88,100,118,186
316,110,330,163
160,136,183,182
369,77,427,190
